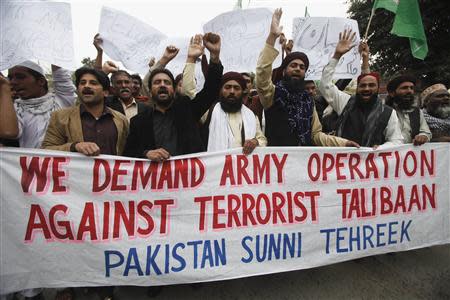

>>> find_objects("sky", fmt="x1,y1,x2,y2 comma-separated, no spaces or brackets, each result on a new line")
69,0,349,65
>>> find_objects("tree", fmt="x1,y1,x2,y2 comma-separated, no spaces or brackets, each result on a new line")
81,57,96,68
347,0,450,88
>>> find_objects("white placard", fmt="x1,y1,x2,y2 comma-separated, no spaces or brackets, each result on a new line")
99,6,167,74
0,1,76,70
292,17,361,80
203,8,282,73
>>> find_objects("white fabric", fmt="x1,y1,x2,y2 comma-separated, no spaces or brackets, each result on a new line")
0,145,449,293
319,58,404,147
16,60,44,76
207,103,256,152
14,67,76,148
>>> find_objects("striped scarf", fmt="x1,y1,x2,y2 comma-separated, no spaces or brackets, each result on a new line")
274,81,313,145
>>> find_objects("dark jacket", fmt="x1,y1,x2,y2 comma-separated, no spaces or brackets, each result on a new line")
336,96,393,147
123,61,223,158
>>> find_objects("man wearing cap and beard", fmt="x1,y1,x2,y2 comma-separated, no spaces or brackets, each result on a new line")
319,29,404,148
6,61,76,149
106,70,149,121
385,75,431,145
421,83,450,142
123,33,223,161
256,9,358,148
203,72,266,154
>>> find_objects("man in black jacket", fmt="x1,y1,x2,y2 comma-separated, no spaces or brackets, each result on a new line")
123,33,223,161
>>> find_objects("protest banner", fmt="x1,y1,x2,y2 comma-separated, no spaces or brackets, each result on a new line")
1,144,449,293
292,17,361,80
203,8,282,73
99,6,167,75
0,1,76,70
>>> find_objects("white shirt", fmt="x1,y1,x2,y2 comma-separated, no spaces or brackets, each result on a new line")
319,58,404,148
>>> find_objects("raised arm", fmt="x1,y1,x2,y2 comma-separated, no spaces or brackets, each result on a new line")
255,8,283,109
0,76,18,139
142,46,179,97
318,29,356,115
51,64,76,108
181,63,197,99
190,33,223,120
359,41,370,74
93,33,104,71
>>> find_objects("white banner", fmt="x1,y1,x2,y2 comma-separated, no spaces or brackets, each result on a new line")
0,1,76,70
1,145,449,293
292,17,361,80
98,6,167,74
203,8,282,73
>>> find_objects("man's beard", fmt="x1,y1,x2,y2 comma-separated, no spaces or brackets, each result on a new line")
356,93,378,108
220,95,242,113
428,104,450,119
393,94,414,110
283,75,305,93
153,87,174,108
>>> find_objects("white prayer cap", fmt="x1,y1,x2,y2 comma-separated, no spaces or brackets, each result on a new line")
15,60,45,76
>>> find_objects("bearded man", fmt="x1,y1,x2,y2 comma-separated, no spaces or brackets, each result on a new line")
123,33,223,160
421,83,450,142
319,29,403,148
203,72,266,155
256,9,358,148
386,75,431,145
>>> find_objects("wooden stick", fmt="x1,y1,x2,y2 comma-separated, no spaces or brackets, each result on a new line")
363,9,375,41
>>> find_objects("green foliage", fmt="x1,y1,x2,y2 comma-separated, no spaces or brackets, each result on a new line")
347,0,450,88
81,57,96,68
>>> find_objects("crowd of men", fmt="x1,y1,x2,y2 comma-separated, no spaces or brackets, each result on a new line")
1,7,449,300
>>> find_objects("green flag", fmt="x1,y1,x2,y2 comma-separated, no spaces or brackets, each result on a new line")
373,0,428,60
391,0,428,59
373,0,398,13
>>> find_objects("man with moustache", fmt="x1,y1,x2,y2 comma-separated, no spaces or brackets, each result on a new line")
421,83,450,142
42,67,128,156
106,70,149,121
123,33,223,161
385,75,431,145
256,9,358,147
319,29,404,148
204,72,266,154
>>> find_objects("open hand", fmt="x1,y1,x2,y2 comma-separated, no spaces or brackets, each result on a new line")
333,29,357,59
270,8,283,38
187,34,205,61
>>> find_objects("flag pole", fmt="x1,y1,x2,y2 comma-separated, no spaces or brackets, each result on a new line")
363,8,375,41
